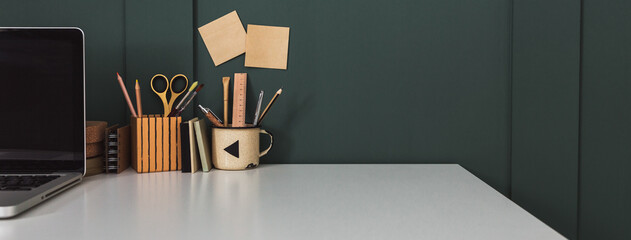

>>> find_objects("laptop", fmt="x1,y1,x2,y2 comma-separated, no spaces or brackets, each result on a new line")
0,28,85,218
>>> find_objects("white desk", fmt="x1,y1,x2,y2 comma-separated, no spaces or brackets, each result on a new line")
1,164,565,240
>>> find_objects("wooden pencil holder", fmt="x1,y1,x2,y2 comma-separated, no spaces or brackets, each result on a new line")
130,115,182,173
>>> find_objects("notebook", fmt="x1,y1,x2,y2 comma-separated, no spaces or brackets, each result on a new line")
194,119,212,172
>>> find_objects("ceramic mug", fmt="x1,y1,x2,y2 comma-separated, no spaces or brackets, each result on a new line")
211,125,273,170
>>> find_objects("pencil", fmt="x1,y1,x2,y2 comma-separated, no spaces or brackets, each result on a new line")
116,72,138,118
222,77,230,127
257,88,282,125
135,79,142,116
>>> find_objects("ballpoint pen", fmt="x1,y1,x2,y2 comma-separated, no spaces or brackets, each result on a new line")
198,104,223,127
253,90,264,126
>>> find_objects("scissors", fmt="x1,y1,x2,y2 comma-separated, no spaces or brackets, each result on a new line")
150,74,189,116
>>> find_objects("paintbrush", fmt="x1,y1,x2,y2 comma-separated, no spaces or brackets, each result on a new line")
170,84,205,117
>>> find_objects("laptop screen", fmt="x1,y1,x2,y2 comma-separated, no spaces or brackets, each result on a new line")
0,28,85,173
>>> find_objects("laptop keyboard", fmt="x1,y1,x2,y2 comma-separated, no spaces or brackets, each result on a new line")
0,175,60,191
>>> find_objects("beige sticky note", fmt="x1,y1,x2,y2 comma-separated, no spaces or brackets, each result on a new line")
198,11,246,66
245,24,290,70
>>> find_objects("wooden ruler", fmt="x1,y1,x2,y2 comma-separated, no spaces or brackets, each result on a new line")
232,73,247,127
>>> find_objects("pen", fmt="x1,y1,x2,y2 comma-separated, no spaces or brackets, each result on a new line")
172,81,199,115
170,84,204,117
253,90,264,126
116,72,138,118
198,104,223,127
135,79,142,116
257,88,282,125
222,77,230,127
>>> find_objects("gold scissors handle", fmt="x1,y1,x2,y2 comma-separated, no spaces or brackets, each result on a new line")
151,74,189,115
168,74,189,113
150,74,170,115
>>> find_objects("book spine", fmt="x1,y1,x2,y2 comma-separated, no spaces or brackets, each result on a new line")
180,122,192,172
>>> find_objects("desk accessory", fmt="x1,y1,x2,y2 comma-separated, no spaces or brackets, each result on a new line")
232,73,247,127
86,142,104,159
244,24,290,70
258,88,283,125
86,121,108,176
173,81,198,112
180,118,201,173
171,84,204,117
198,11,247,66
222,77,230,126
211,125,273,170
85,156,104,177
198,104,223,127
86,121,107,158
104,124,131,173
131,115,182,173
194,119,212,171
253,90,264,126
135,79,142,116
181,121,191,172
116,73,138,118
150,74,189,116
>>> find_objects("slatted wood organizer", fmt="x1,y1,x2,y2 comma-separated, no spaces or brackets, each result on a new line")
232,73,247,127
130,115,182,173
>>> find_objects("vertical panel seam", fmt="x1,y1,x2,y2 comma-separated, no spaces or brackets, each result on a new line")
122,0,128,122
577,0,584,239
508,0,514,199
192,0,198,112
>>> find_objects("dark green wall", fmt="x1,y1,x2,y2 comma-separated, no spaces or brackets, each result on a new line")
511,0,580,238
579,0,631,239
194,0,512,195
0,0,127,124
2,1,630,239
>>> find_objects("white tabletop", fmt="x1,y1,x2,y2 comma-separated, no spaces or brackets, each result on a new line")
1,164,565,240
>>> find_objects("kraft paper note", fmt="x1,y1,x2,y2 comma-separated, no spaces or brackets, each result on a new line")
198,11,247,66
245,24,290,70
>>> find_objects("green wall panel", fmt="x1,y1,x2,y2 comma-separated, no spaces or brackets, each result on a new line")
195,0,512,194
579,0,631,239
125,0,194,120
0,0,127,125
511,0,580,238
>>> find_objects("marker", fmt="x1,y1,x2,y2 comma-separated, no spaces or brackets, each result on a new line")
116,72,138,118
253,90,264,126
257,88,282,125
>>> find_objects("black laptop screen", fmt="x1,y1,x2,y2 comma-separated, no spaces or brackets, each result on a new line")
0,28,85,173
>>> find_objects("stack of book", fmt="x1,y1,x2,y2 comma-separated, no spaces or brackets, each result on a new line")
85,121,107,176
181,117,212,172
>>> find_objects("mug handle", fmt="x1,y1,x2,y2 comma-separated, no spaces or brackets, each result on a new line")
259,129,274,157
